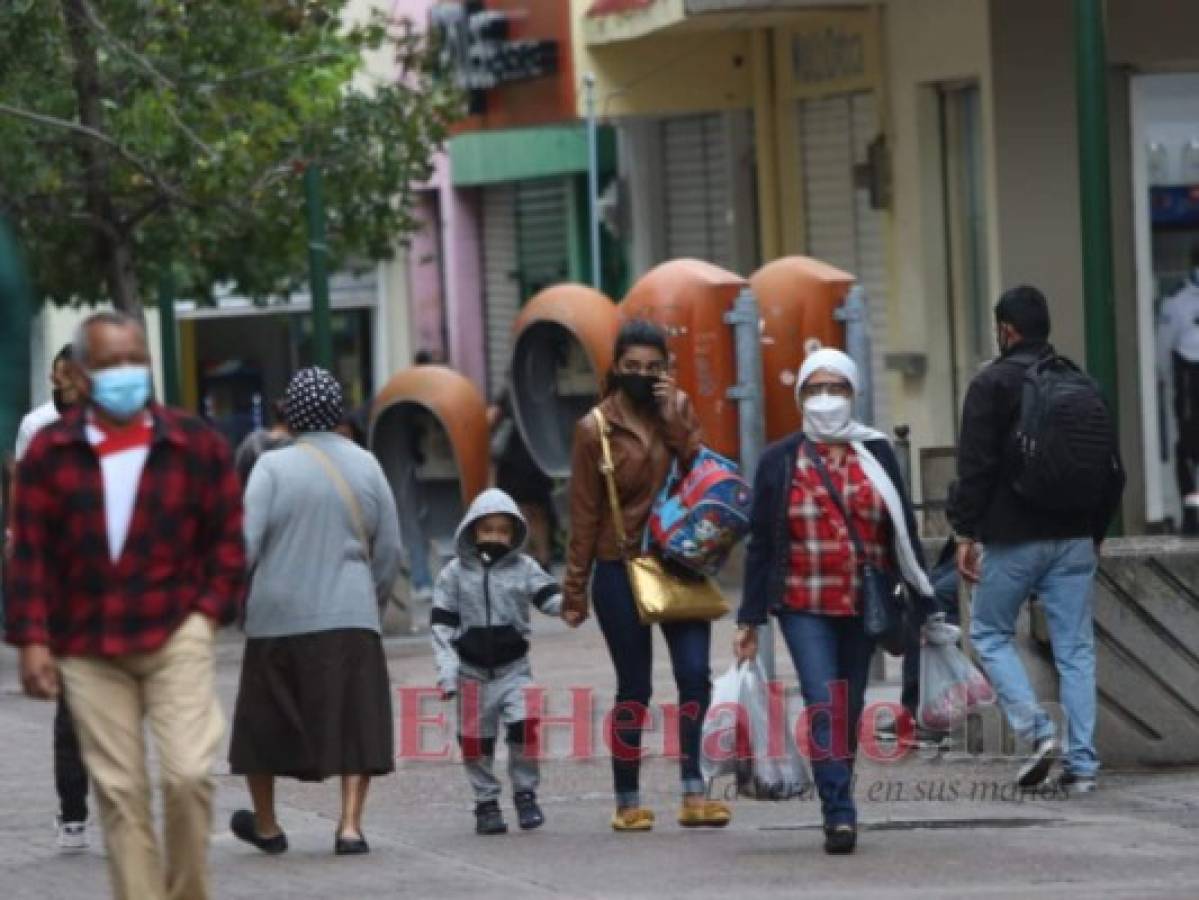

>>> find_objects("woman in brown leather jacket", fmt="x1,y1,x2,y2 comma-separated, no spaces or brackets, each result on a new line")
563,319,732,833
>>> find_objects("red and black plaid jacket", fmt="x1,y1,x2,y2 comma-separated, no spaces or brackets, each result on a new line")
784,444,892,616
4,404,246,657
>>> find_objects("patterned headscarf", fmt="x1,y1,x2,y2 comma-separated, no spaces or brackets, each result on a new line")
284,367,344,433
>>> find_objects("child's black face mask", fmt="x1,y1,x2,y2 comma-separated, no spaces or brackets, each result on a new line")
477,541,512,565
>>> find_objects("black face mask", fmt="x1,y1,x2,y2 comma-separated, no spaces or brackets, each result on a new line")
615,373,659,409
52,388,71,415
476,540,512,565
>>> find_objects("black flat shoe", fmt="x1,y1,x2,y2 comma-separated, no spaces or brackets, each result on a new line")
230,810,288,855
824,824,857,855
335,833,370,855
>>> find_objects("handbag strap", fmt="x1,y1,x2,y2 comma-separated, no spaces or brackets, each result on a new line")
592,408,631,559
298,441,373,562
800,438,868,562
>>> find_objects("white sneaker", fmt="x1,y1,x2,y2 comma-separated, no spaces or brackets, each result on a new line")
56,816,89,853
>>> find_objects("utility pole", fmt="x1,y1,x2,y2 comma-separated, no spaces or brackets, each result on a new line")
584,73,602,290
304,163,334,370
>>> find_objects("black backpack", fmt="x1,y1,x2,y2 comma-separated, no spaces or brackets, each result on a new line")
1010,354,1117,512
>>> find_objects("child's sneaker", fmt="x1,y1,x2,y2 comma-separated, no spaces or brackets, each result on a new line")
514,791,545,830
474,800,508,835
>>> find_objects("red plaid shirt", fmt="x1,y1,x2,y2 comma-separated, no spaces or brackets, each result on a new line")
4,404,246,657
784,444,892,616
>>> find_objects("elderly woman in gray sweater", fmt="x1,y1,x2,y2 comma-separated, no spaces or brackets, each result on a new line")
228,368,402,857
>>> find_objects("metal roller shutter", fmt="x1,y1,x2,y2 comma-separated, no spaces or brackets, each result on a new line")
515,179,571,300
482,184,519,397
482,179,572,397
662,114,733,269
799,91,890,429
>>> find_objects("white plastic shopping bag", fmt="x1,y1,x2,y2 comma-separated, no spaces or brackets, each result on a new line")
701,661,810,799
700,664,744,781
917,614,996,731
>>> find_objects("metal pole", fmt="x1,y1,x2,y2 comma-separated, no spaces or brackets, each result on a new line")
1075,0,1121,533
838,283,888,680
584,73,602,290
156,268,180,406
1075,0,1118,414
836,285,875,426
725,287,773,678
304,164,334,370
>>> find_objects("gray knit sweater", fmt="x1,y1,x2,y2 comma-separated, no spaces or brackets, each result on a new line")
242,431,402,638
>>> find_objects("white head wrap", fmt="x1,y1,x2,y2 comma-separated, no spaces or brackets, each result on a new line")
795,348,886,444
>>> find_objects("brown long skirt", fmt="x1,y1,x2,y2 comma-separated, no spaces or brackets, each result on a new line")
229,628,394,782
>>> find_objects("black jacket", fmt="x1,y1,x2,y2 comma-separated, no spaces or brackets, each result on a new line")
736,431,928,626
947,340,1125,545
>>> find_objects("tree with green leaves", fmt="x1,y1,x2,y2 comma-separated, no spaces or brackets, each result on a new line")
0,0,459,317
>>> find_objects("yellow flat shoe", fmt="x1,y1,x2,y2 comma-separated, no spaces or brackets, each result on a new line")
677,800,732,828
611,807,655,832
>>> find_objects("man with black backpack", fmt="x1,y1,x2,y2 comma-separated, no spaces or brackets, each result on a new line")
949,286,1125,797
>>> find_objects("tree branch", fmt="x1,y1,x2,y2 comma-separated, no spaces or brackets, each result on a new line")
79,0,175,90
0,101,186,203
78,1,219,161
122,193,172,229
194,51,346,88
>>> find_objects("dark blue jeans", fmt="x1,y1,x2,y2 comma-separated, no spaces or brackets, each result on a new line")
592,560,711,807
777,611,875,828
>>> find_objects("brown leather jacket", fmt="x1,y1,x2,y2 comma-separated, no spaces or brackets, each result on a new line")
564,389,702,616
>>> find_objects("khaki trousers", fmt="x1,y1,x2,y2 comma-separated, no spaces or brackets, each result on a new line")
59,613,225,900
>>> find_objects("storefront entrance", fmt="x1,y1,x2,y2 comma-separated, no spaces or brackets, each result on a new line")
1132,72,1199,532
180,306,374,447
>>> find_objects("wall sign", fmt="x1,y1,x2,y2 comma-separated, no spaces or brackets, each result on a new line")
784,13,877,100
430,1,559,114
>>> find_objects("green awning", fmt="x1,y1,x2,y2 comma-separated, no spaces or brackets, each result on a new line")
449,123,616,187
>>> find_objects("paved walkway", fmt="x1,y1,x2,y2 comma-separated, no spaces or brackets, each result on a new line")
1,616,1197,899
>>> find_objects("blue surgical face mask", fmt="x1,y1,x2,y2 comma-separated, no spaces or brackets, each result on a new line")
89,364,152,420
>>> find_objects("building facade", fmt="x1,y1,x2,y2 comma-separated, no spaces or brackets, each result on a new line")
398,0,618,400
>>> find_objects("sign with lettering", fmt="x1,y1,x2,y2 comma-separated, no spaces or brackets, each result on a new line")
787,14,876,99
430,1,559,114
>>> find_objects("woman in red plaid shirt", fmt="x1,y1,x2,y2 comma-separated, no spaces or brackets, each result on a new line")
733,349,934,856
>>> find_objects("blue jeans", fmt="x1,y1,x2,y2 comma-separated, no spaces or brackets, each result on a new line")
592,561,711,807
777,612,875,828
971,539,1099,777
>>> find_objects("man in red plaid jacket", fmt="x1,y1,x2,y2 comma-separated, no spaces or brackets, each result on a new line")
4,311,246,900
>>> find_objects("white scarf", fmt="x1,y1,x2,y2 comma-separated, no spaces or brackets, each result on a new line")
797,349,934,599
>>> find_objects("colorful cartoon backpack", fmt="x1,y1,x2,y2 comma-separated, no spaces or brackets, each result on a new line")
648,448,753,577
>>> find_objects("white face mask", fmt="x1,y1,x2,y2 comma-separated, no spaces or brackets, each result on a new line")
803,393,853,437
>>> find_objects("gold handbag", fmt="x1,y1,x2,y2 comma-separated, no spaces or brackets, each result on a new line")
593,409,729,626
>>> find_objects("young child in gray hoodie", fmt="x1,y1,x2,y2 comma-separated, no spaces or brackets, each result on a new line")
432,488,564,835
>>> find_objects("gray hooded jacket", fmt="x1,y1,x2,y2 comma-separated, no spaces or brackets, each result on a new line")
431,489,562,689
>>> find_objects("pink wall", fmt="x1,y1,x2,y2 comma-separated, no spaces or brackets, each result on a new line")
393,0,486,388
408,191,446,360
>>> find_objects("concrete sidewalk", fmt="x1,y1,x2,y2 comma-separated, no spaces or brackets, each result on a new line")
0,616,1196,899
